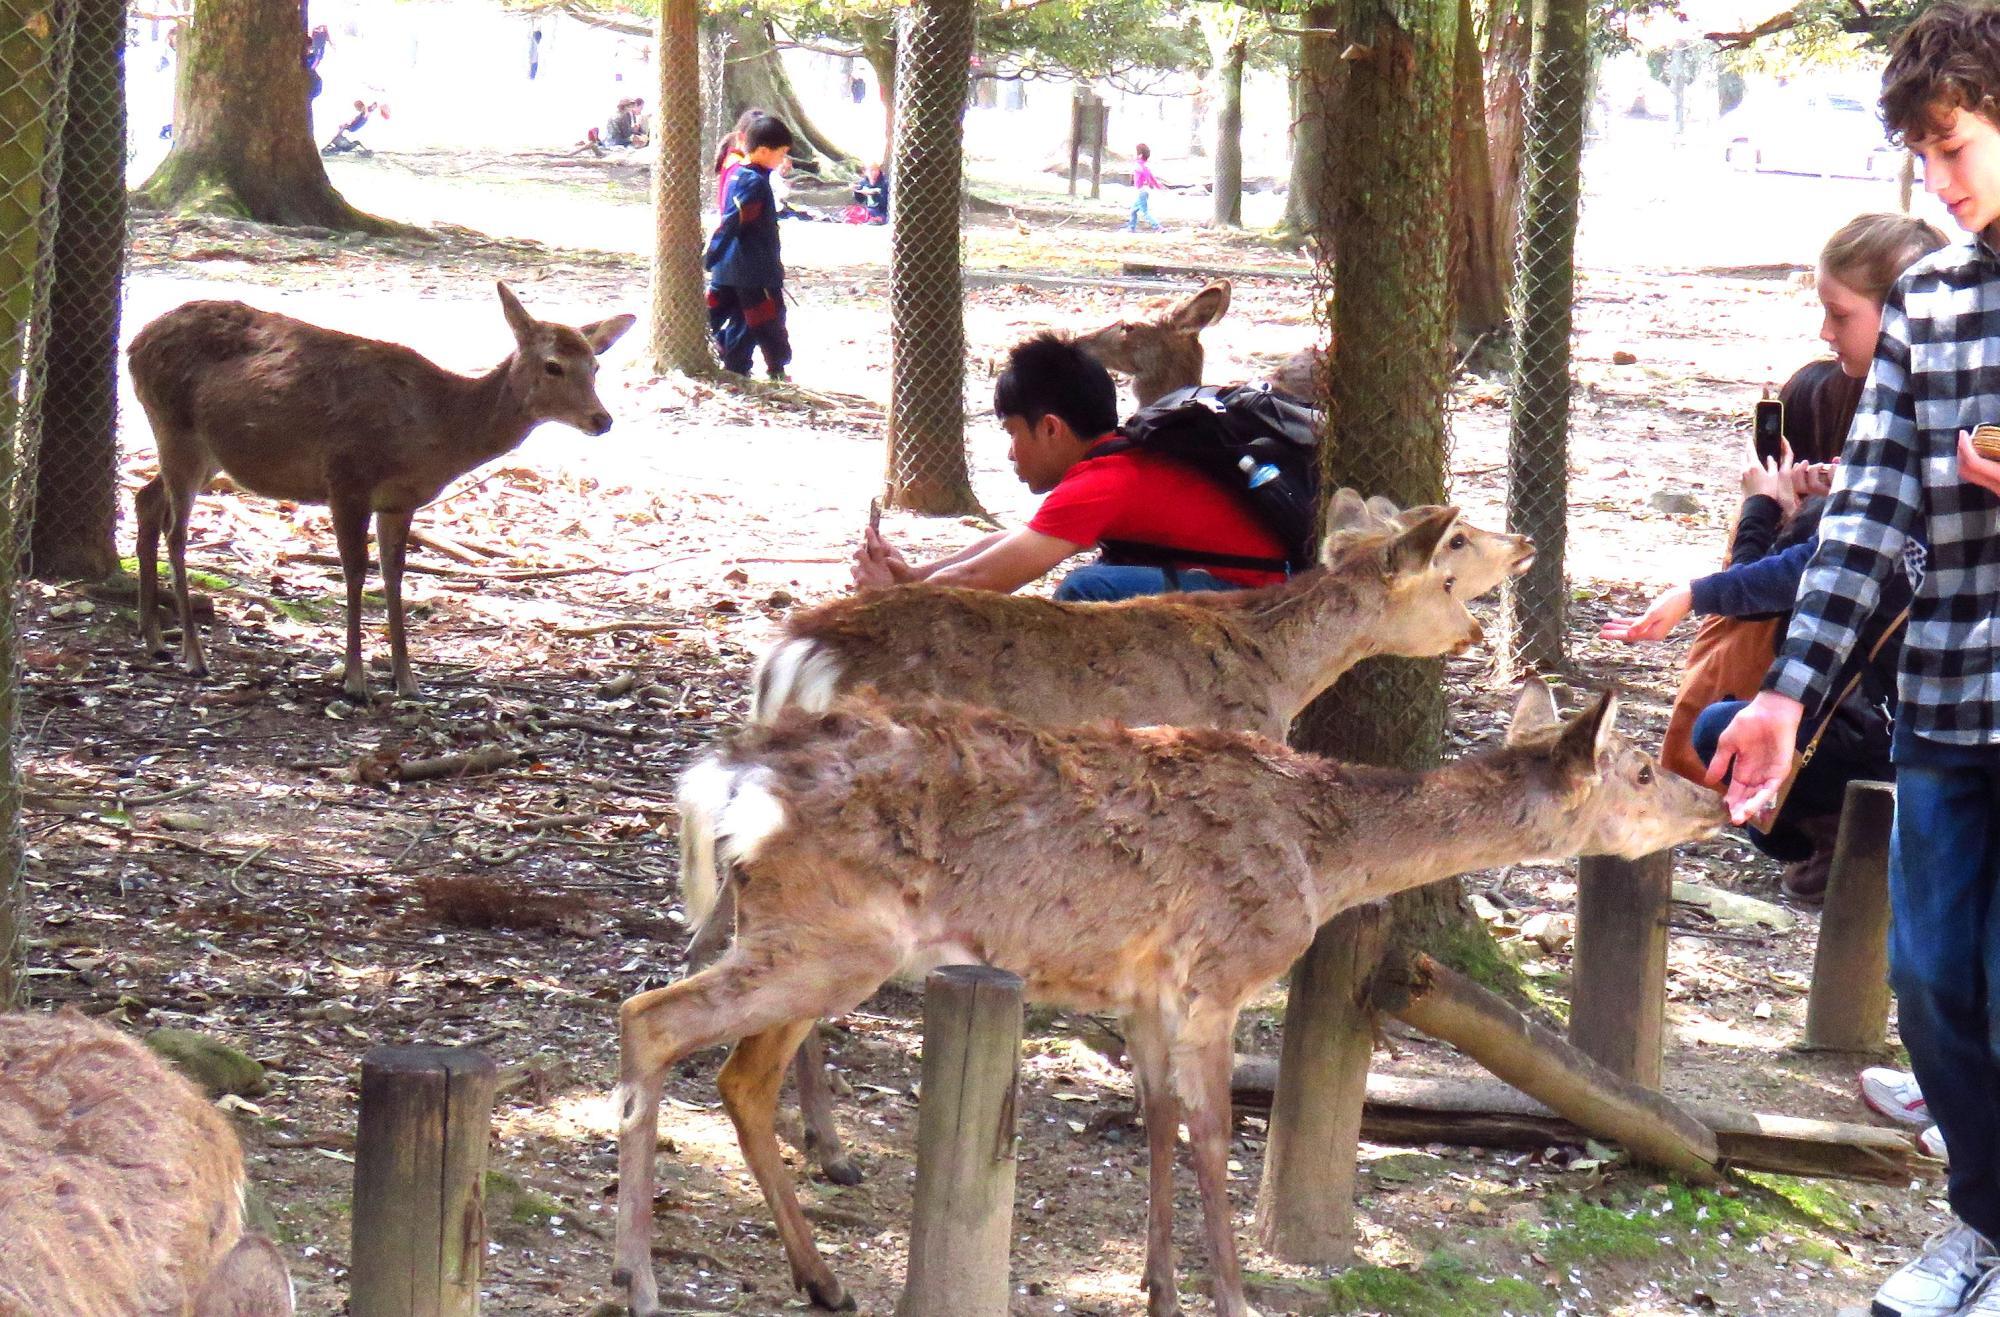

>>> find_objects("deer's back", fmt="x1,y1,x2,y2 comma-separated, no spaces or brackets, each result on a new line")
0,1012,247,1317
721,704,1373,1009
127,300,464,504
772,585,1296,733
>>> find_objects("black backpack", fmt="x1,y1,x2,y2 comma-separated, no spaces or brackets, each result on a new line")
1088,382,1323,574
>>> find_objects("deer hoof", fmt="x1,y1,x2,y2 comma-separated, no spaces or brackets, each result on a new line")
818,1155,864,1187
803,1275,854,1311
611,1266,659,1317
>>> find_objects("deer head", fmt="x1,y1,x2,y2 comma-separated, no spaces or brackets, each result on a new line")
1071,280,1233,406
1323,488,1536,597
1504,678,1728,859
496,281,636,437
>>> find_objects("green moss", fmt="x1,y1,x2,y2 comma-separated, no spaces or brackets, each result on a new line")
1255,1250,1553,1316
1423,913,1531,1002
484,1170,564,1227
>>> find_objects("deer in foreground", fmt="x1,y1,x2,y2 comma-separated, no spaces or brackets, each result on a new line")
1071,277,1325,406
695,493,1534,1182
126,283,637,701
0,1010,294,1316
619,682,1727,1317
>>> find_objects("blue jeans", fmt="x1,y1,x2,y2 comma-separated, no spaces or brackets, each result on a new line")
1053,564,1236,603
1125,189,1157,231
1887,734,2000,1238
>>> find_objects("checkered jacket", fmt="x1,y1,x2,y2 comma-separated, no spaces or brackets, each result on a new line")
1767,239,2000,744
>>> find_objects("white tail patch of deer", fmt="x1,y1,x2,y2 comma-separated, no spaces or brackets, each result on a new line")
751,639,845,723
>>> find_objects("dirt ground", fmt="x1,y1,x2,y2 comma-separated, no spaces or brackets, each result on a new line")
17,136,1948,1316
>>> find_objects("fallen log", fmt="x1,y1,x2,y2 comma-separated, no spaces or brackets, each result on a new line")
1230,1065,1925,1184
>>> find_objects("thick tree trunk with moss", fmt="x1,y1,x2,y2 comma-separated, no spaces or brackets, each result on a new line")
34,0,125,581
652,0,712,377
721,16,855,169
1256,0,1465,1264
1279,7,1336,237
1451,0,1508,344
0,0,57,1008
1211,35,1245,227
134,0,393,230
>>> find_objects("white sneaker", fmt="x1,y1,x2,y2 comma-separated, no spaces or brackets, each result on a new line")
1921,1125,1949,1162
1862,1067,1933,1127
1962,1266,2000,1313
1872,1223,1996,1317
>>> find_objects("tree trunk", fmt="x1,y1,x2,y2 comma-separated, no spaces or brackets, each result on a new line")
0,0,59,1009
1485,0,1532,286
1257,0,1460,1265
1450,0,1507,344
860,25,898,156
1211,36,1245,227
885,0,980,515
721,17,855,169
651,0,712,378
34,0,125,581
1280,7,1336,237
134,0,396,231
1499,0,1590,675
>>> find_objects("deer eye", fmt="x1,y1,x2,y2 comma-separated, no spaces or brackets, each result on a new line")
1449,532,1468,550
543,361,565,377
1637,764,1654,785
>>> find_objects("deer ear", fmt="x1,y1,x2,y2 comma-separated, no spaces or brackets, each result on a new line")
581,313,638,355
1168,279,1232,331
1365,494,1403,524
1505,676,1562,744
193,1235,294,1317
1552,687,1620,778
496,282,536,342
1325,487,1372,535
1383,505,1458,577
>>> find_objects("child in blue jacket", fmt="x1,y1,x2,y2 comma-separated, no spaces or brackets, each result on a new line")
704,115,794,379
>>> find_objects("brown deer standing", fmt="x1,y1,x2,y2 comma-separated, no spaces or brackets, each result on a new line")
0,1010,294,1316
618,681,1726,1317
694,494,1533,1184
126,284,637,700
1072,277,1326,406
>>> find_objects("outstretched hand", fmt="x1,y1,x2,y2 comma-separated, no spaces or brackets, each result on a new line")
1599,584,1693,643
1705,691,1805,826
851,526,913,592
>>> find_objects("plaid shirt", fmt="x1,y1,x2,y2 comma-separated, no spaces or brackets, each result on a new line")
1768,238,2000,744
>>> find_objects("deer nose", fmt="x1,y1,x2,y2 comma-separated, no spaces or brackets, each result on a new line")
587,412,613,436
1464,619,1486,649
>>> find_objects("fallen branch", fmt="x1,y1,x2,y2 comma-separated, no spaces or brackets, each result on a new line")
555,620,686,638
392,745,526,783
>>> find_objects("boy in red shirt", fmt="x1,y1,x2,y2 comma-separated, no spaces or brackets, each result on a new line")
854,333,1286,599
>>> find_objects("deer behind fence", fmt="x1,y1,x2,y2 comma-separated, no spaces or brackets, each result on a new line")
1072,278,1325,406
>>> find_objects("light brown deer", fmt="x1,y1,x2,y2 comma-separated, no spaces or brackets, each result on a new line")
1071,277,1325,406
619,681,1726,1316
699,494,1533,1182
127,284,636,701
0,1010,295,1317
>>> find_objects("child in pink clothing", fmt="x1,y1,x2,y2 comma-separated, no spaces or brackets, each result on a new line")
1125,143,1163,232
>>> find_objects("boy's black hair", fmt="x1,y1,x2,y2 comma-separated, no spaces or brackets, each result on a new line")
993,333,1119,439
1882,0,2000,143
744,114,795,153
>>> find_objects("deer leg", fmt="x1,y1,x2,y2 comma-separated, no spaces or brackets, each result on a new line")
793,1026,862,1185
1126,1008,1183,1316
376,508,418,698
328,497,374,701
615,942,891,1317
722,1020,855,1310
163,483,206,678
1177,1017,1261,1317
134,478,167,655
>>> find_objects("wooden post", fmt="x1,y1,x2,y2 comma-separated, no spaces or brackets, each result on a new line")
350,1047,500,1317
1067,92,1083,197
897,966,1024,1317
1089,100,1107,200
1569,849,1672,1088
1804,780,1896,1052
1253,902,1388,1263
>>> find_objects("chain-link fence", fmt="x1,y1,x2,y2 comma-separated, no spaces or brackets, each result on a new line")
0,0,78,1005
1498,0,1590,676
883,0,978,516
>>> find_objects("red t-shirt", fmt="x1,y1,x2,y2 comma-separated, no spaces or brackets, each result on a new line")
1028,447,1287,588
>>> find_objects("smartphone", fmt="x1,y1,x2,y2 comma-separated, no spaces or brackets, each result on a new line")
868,497,882,535
1753,399,1785,465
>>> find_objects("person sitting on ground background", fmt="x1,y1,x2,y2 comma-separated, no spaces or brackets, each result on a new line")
846,163,889,224
1602,212,1945,900
323,99,377,155
605,97,644,149
853,333,1289,600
